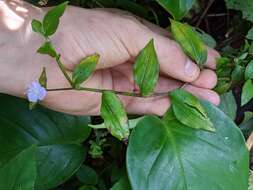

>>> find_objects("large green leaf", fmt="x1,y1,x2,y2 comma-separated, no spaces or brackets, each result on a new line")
170,20,207,66
156,0,194,20
133,39,159,96
127,101,248,190
0,95,91,190
225,0,253,22
101,91,129,140
0,145,37,190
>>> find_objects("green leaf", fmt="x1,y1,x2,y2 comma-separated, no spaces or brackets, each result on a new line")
169,89,214,132
231,64,245,83
31,19,44,36
76,165,98,185
195,28,217,48
246,27,253,40
0,95,91,190
218,91,237,120
245,60,253,80
127,102,249,190
241,79,253,106
100,91,129,140
170,20,207,66
0,145,37,190
72,54,100,88
39,67,47,88
225,0,253,22
156,0,194,20
79,185,97,190
133,39,159,96
110,175,131,190
43,1,68,36
37,41,57,58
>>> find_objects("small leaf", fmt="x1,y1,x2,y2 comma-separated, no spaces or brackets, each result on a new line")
100,91,129,140
0,145,37,190
110,175,131,190
246,27,253,40
195,28,217,48
133,39,159,96
156,0,194,20
169,89,215,132
37,41,57,58
31,19,44,35
231,65,245,83
170,20,207,66
39,67,47,88
218,91,237,120
72,54,100,88
43,1,68,36
245,60,253,80
241,79,253,106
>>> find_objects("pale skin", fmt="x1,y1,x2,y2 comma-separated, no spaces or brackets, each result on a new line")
0,1,220,116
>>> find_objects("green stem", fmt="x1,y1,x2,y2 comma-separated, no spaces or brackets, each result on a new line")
46,87,169,98
55,55,73,87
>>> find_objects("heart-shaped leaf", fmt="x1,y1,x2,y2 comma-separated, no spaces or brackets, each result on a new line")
0,145,37,190
72,54,100,88
133,39,159,96
241,79,253,106
169,89,214,132
156,0,194,20
170,20,207,66
0,95,91,190
101,91,129,140
127,101,248,190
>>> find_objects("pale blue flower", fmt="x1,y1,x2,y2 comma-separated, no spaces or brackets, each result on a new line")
27,82,47,103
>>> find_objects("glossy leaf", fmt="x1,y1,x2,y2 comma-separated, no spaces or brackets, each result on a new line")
127,101,249,190
31,19,44,36
101,91,129,140
241,79,253,106
72,54,100,88
218,91,237,120
133,39,159,96
37,41,57,58
170,20,207,66
39,67,47,88
0,145,37,190
156,0,194,20
245,60,253,80
43,1,68,36
76,165,98,185
169,89,214,131
0,95,91,190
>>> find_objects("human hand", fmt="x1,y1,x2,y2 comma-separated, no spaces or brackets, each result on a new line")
0,2,220,116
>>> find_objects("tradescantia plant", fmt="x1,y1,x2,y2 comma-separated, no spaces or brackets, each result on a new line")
0,0,251,190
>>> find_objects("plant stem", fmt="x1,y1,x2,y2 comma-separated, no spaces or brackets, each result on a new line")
55,55,73,87
46,87,169,98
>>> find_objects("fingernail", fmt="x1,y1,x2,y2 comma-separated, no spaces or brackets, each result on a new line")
185,59,198,78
